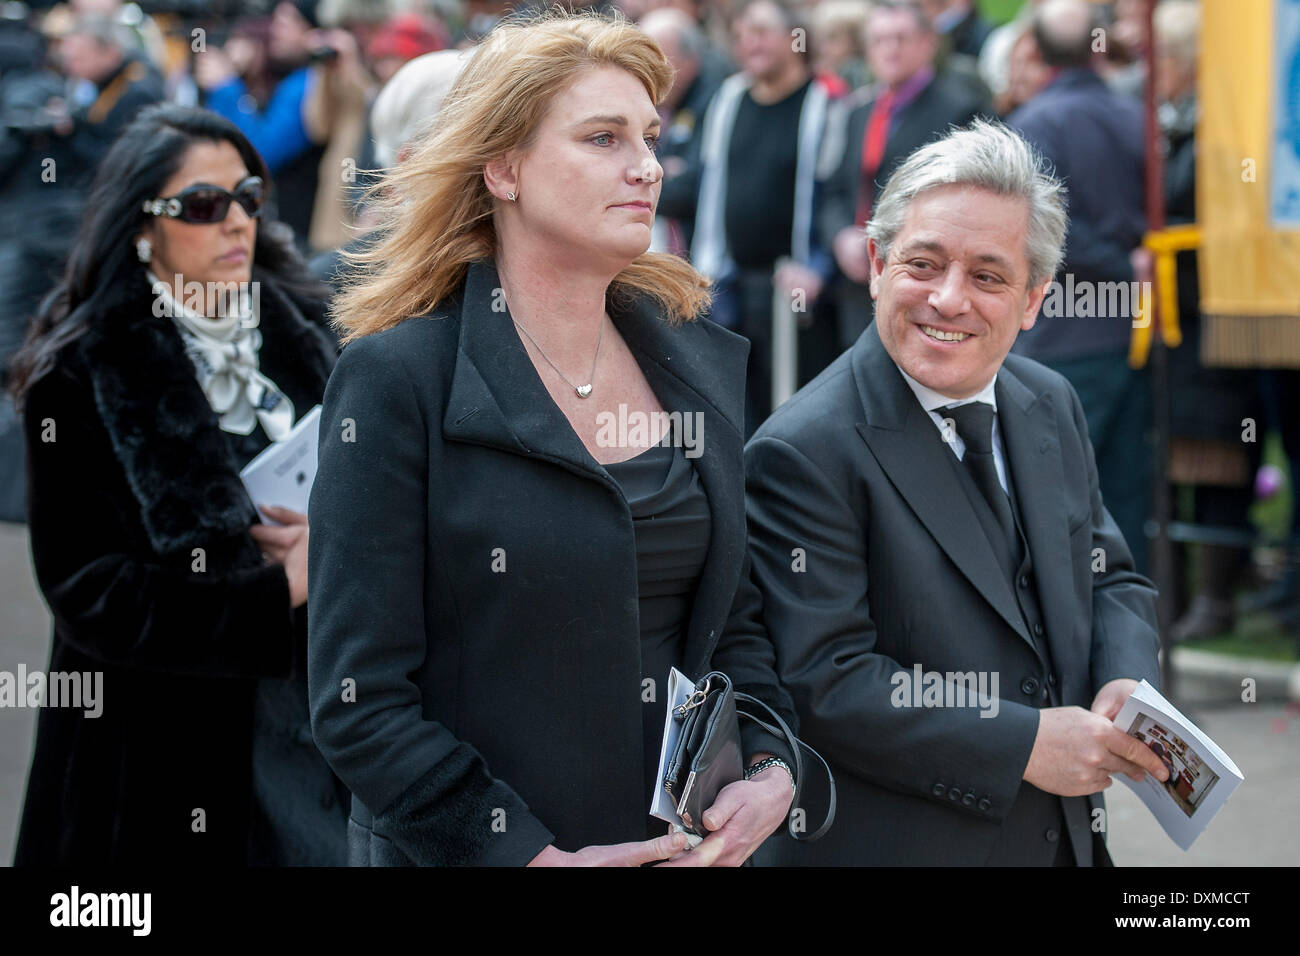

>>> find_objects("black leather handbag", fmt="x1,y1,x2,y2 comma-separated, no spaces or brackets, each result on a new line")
664,670,836,842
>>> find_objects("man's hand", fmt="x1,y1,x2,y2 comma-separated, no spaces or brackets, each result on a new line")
833,226,872,284
1023,705,1170,797
1130,246,1154,284
1090,678,1139,721
657,766,794,867
773,261,824,320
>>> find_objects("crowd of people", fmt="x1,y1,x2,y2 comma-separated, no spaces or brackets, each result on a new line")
1,0,1294,867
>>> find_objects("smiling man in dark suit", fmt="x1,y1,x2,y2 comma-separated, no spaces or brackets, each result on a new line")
746,119,1169,866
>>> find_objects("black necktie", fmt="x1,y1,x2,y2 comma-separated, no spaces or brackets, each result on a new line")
940,402,1016,551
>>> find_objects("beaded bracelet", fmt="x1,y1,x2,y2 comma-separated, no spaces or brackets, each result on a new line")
745,756,795,791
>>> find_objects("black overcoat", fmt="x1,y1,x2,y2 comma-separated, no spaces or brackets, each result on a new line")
14,265,339,865
308,257,797,866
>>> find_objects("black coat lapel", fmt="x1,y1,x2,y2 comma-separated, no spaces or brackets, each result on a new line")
851,322,1036,651
444,257,746,467
996,366,1075,669
443,258,603,480
442,257,750,671
77,267,336,560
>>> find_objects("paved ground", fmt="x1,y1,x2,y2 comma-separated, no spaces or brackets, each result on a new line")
2,519,1296,866
0,522,46,863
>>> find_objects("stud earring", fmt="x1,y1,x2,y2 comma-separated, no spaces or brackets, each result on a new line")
136,238,152,263
506,191,516,202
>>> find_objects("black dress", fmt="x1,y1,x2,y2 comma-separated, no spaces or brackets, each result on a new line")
603,434,712,835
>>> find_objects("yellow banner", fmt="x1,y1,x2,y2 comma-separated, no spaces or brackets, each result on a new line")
1199,0,1300,365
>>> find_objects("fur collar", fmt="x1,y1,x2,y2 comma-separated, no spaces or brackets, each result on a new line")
74,267,337,561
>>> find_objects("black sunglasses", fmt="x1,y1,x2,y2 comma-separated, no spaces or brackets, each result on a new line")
141,176,266,224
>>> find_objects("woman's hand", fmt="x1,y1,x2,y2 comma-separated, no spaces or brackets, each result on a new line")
527,830,686,866
250,506,309,609
658,765,794,867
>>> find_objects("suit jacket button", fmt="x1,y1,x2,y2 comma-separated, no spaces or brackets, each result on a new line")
962,791,975,807
977,797,991,812
1018,575,1030,589
1020,677,1039,696
1045,828,1060,843
933,783,947,797
947,787,961,802
1048,673,1058,686
1033,622,1044,636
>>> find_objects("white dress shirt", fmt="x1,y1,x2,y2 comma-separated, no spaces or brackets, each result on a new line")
895,365,1009,494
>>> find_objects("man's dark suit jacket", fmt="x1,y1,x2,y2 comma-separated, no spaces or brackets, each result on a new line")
818,73,988,347
655,61,728,251
746,322,1162,865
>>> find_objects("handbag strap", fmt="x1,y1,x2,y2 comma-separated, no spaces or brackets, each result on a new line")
735,691,837,842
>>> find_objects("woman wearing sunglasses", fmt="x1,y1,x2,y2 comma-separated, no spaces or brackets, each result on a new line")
309,11,800,867
7,103,348,865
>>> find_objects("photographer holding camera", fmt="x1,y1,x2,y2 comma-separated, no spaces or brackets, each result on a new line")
196,0,371,254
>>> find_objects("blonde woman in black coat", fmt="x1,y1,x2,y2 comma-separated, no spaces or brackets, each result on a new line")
8,104,347,865
310,10,800,867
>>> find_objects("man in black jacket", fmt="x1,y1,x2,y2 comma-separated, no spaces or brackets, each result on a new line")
50,16,164,191
0,16,161,522
819,0,988,348
1006,0,1149,574
748,121,1167,866
640,6,727,256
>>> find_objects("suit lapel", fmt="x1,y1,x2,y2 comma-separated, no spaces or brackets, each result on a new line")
851,323,1035,650
996,366,1075,670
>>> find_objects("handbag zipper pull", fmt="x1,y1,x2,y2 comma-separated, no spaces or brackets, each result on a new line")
673,678,713,719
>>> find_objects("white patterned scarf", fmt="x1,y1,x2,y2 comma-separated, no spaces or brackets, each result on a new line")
147,269,295,440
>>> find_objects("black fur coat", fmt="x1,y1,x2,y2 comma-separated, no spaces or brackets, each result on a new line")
13,264,345,865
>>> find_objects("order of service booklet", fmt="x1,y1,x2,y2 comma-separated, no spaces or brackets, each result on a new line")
238,405,322,524
1112,679,1244,850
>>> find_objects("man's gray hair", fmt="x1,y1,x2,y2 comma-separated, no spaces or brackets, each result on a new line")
67,15,138,53
865,118,1068,287
868,0,933,36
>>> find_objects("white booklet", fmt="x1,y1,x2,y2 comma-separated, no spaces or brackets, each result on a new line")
1112,679,1244,850
239,405,322,524
650,667,705,846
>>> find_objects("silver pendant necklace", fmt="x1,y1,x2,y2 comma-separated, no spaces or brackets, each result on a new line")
512,314,605,399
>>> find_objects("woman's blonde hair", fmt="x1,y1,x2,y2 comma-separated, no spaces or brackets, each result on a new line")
332,7,712,345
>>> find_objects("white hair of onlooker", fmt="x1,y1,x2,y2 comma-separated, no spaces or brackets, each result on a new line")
369,48,470,168
318,0,395,28
1153,0,1198,65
